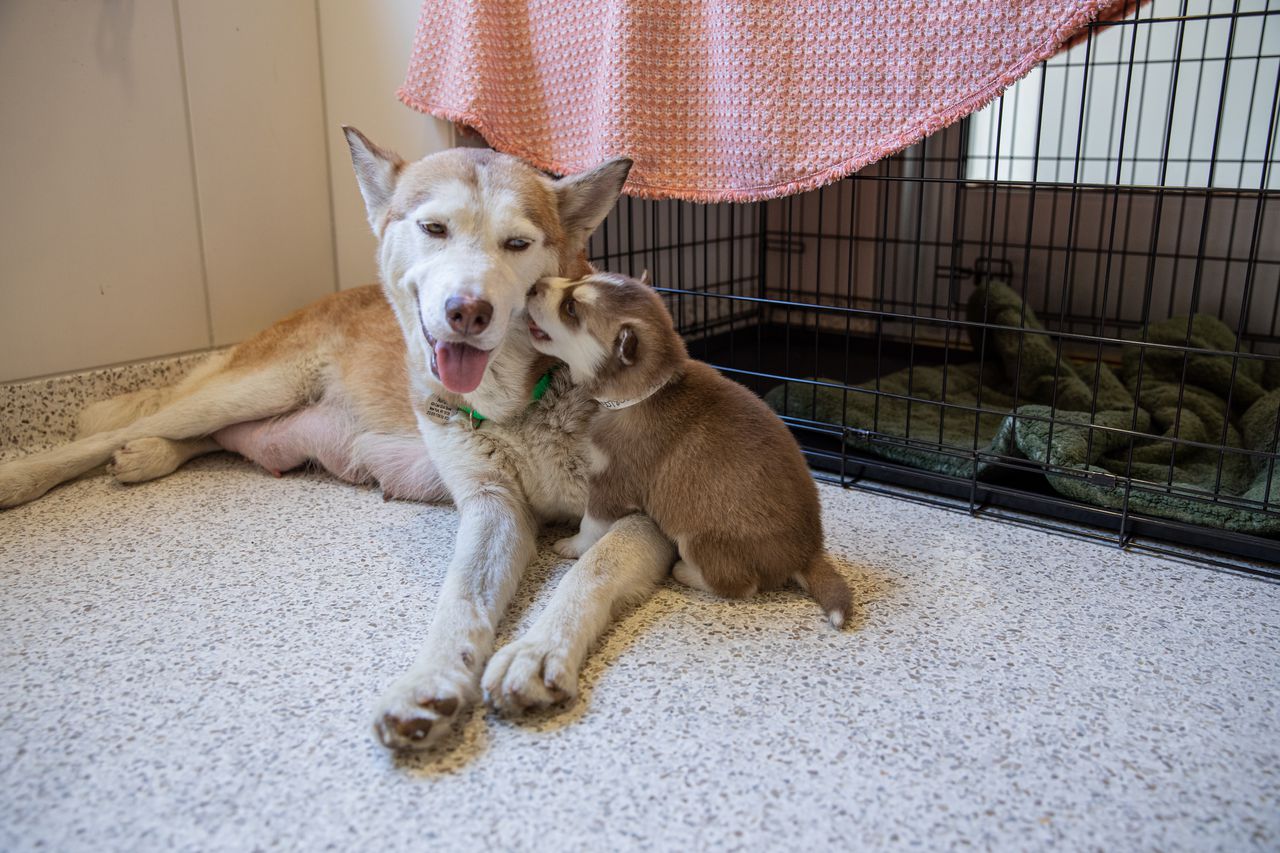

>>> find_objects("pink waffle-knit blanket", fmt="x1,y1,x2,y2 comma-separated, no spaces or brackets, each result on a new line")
399,1,1137,202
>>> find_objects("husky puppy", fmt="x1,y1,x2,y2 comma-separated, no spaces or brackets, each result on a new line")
526,272,852,627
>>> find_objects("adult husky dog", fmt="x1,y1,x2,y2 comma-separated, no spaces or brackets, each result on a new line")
0,129,674,750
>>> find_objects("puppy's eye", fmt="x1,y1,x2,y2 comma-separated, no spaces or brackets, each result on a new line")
563,297,577,318
505,237,531,252
419,221,447,238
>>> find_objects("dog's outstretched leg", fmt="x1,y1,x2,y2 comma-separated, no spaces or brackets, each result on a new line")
76,351,231,438
0,365,309,508
109,436,223,483
483,513,674,713
372,477,536,750
76,388,171,437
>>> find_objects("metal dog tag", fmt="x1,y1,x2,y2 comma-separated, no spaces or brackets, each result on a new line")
424,394,457,425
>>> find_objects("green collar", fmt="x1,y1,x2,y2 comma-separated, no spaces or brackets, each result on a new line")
452,368,555,424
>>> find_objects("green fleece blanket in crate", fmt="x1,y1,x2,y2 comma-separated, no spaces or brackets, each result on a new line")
765,280,1280,535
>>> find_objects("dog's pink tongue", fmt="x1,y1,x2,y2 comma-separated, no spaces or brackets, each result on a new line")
434,341,490,394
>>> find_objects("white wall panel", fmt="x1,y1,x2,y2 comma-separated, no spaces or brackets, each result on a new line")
0,0,210,382
177,0,337,345
0,0,448,382
317,0,455,290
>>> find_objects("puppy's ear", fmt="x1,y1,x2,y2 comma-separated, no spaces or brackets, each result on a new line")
615,325,639,366
639,269,651,287
343,126,405,234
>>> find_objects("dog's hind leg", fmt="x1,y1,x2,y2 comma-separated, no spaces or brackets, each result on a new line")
76,388,172,437
0,365,310,508
76,352,229,484
75,351,231,438
109,436,223,483
671,535,760,599
671,558,721,595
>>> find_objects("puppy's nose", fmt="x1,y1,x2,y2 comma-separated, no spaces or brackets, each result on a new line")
445,296,493,337
527,280,547,298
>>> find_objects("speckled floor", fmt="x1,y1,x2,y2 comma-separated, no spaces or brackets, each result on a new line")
1,453,1277,851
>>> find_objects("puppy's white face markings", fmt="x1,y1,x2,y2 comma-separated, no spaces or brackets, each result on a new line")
381,179,558,358
526,278,609,382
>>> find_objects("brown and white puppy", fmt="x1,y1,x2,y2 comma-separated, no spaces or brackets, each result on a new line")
526,272,852,627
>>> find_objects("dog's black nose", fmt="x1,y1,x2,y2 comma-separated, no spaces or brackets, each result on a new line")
445,297,493,337
526,283,539,298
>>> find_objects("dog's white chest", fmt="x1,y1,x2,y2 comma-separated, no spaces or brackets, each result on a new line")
514,392,594,521
420,386,594,523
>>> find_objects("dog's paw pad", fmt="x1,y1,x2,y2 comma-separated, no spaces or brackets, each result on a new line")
371,670,473,751
376,712,435,746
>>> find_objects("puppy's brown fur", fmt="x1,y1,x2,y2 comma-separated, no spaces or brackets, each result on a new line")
527,272,852,626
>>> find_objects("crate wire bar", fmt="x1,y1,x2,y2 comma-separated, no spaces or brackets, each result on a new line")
587,0,1280,576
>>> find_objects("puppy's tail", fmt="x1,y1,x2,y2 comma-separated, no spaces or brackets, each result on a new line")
795,552,852,629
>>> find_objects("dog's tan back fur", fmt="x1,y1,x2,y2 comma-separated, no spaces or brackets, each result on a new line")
528,273,851,626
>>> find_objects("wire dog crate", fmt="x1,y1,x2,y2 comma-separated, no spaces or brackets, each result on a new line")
586,0,1280,574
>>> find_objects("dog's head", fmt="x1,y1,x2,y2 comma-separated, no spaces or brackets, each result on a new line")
525,271,686,401
344,127,631,395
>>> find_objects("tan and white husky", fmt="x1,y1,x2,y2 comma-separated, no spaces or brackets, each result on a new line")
0,129,675,750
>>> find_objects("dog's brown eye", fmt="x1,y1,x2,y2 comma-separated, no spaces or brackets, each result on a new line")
563,297,577,318
505,237,531,251
419,221,447,238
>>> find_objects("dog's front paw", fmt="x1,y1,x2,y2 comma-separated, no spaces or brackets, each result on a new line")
482,635,579,714
371,665,476,751
551,536,586,559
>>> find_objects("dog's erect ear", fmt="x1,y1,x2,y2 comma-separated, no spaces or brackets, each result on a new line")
343,126,405,234
555,158,633,245
639,269,651,287
615,325,639,366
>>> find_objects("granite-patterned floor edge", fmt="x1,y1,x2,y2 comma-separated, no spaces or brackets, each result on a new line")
0,350,226,454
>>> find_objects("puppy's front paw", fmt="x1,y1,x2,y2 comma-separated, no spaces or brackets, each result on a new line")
482,636,579,714
371,665,476,751
551,536,586,559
